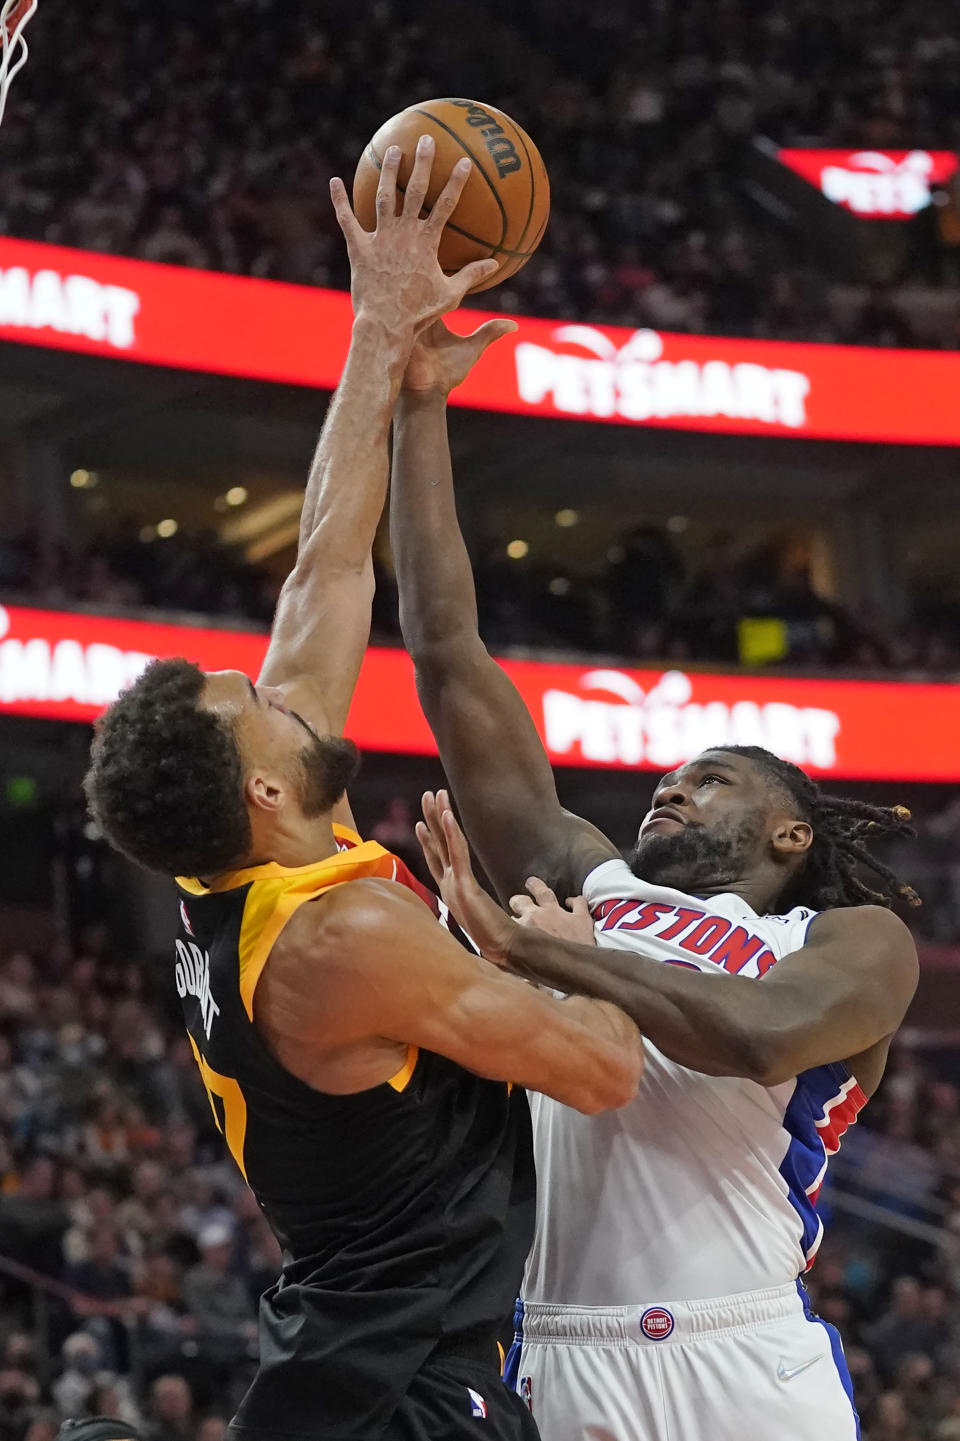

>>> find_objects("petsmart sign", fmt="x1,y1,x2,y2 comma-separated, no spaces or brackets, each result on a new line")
777,149,959,218
2,238,960,445
1,605,958,783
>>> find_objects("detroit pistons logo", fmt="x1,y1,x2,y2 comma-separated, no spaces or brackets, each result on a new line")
640,1306,675,1340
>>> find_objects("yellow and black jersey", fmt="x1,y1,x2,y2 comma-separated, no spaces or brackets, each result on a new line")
174,826,535,1441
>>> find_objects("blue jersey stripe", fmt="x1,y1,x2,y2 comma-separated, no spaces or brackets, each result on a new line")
797,1280,861,1437
503,1296,524,1391
779,1062,853,1260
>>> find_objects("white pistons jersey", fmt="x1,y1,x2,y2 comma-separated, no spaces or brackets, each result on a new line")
522,857,866,1308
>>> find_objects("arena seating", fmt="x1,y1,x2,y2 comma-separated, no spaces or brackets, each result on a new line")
1,0,959,346
1,524,958,676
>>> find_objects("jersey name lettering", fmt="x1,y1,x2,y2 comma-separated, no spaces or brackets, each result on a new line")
174,938,221,1038
592,898,776,975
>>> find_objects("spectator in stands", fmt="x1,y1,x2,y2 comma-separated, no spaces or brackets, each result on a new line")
870,1390,921,1441
65,1228,137,1372
142,1378,192,1441
0,1370,41,1441
66,1230,132,1314
603,525,684,651
24,1414,59,1441
64,1192,119,1268
115,1166,166,1256
177,1179,234,1249
192,1420,227,1441
866,1278,944,1382
0,1157,67,1278
51,1336,103,1419
181,1224,256,1383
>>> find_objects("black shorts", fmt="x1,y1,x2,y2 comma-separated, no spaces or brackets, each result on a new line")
384,1356,540,1441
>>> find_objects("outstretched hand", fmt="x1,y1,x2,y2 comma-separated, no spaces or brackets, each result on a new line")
330,136,500,338
416,790,517,964
402,316,518,398
509,878,598,946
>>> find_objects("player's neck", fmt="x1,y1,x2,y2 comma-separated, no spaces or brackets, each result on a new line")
246,814,339,870
688,872,784,915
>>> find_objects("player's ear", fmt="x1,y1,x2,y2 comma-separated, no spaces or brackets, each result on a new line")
771,819,813,856
245,770,286,814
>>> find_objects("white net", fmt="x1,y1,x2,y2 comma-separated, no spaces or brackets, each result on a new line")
0,0,36,128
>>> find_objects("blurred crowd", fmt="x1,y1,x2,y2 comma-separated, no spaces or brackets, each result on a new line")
804,1046,960,1441
2,521,958,678
466,525,960,674
1,0,959,346
0,842,956,1441
0,529,279,628
0,922,277,1441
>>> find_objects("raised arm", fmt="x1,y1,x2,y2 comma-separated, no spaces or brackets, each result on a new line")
417,794,919,1091
259,140,498,735
391,327,617,902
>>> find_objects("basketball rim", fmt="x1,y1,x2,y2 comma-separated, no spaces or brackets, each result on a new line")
0,0,37,127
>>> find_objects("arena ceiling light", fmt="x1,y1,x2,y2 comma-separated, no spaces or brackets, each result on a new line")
219,492,303,555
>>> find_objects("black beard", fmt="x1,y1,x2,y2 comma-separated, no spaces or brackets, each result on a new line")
297,733,361,818
631,813,763,893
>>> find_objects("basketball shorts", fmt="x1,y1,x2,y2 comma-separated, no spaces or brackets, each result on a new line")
504,1280,859,1441
385,1354,541,1441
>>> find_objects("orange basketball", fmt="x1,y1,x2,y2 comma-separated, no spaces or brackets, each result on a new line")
353,98,550,293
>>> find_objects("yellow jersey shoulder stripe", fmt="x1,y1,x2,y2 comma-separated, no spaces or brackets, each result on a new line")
387,1045,419,1093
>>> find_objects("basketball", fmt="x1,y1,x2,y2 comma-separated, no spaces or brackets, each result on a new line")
353,97,550,293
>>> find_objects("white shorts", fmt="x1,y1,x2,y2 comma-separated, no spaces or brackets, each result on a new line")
504,1281,860,1441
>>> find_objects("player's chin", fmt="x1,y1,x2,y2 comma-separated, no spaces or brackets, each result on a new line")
631,829,683,874
632,821,708,879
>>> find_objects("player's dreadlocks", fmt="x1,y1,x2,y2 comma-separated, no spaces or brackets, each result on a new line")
715,746,921,913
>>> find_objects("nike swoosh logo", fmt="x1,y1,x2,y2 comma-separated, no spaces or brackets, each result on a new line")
777,1354,823,1382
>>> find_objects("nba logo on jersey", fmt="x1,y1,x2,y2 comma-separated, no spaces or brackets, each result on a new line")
519,1376,533,1411
640,1306,675,1340
466,1387,487,1419
179,900,194,936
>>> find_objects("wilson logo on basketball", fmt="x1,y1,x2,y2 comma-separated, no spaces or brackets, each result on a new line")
640,1307,675,1340
541,669,841,770
515,326,811,428
0,263,140,348
450,99,522,177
